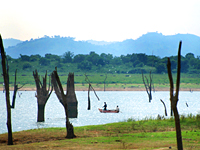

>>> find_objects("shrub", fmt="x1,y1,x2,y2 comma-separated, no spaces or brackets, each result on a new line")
22,62,32,70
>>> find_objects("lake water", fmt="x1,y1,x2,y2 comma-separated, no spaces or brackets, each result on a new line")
0,91,200,134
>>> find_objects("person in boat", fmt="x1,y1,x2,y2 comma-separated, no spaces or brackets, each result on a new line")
116,105,119,112
103,102,107,110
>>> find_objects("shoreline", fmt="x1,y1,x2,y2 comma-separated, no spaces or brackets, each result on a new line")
0,87,199,91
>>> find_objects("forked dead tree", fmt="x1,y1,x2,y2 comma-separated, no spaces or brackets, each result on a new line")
85,74,100,110
11,69,25,108
51,70,76,138
51,70,78,118
167,41,183,150
142,71,153,102
0,34,13,145
33,70,53,122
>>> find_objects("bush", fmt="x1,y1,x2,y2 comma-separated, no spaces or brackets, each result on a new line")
39,58,50,66
77,61,92,70
22,62,32,70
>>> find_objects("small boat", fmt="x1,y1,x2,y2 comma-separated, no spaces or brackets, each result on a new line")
98,108,119,113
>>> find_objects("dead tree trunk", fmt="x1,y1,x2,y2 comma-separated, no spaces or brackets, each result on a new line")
160,99,167,116
51,70,76,138
167,41,183,150
142,71,153,102
66,73,78,118
88,84,91,110
11,69,25,108
170,102,173,116
51,71,78,118
33,70,53,122
85,74,100,110
0,35,13,145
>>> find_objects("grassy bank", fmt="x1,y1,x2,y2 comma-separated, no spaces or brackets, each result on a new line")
0,114,200,149
0,73,200,91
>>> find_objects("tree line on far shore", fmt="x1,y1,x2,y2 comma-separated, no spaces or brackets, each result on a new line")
2,51,200,74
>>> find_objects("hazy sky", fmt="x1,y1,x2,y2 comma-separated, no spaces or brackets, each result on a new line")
1,0,200,41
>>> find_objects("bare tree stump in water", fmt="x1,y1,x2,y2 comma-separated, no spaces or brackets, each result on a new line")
0,35,13,145
142,71,153,102
85,74,100,110
33,70,53,122
167,41,183,150
66,73,78,118
88,84,91,110
51,71,78,118
51,70,76,138
160,99,167,116
11,69,25,108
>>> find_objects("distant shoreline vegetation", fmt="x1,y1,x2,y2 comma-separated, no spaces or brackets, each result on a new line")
0,52,200,89
2,51,200,74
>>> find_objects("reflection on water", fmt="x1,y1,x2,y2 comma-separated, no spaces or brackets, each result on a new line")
0,91,200,134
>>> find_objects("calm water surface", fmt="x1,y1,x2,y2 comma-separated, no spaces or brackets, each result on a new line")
0,91,199,134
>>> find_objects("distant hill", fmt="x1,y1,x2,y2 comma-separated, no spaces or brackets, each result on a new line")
4,32,200,58
87,40,116,45
3,38,23,48
5,36,103,58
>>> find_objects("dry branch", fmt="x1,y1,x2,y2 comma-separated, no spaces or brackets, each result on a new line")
142,71,152,102
160,99,167,116
85,74,100,100
85,74,100,110
11,69,25,108
87,84,91,110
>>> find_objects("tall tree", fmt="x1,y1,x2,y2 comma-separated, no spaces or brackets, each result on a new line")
62,51,74,63
51,70,76,138
0,35,13,145
167,41,183,150
33,70,53,122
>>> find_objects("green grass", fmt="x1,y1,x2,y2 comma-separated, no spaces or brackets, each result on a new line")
0,115,200,149
0,73,200,90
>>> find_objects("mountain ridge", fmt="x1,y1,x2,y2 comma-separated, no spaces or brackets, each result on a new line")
3,38,23,48
3,32,200,58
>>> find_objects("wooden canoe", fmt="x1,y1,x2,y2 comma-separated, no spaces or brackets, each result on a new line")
98,108,119,113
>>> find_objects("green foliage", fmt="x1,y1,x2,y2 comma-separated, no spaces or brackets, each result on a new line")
22,62,32,70
4,51,200,75
39,58,50,66
2,51,200,87
155,63,166,73
4,51,200,74
62,51,74,63
77,60,92,70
